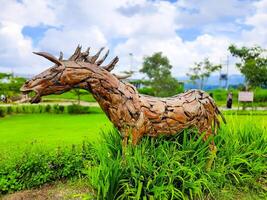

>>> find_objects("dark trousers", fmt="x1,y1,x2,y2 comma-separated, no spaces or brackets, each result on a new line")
227,99,232,109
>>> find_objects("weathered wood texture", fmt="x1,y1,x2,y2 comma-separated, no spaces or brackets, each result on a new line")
20,46,226,150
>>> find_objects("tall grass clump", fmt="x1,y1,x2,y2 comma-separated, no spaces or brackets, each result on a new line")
84,131,123,199
85,118,266,199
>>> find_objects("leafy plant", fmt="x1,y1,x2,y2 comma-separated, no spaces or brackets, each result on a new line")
0,144,93,194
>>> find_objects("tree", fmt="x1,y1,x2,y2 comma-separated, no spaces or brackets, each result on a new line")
0,73,26,97
228,44,267,88
140,52,183,97
70,89,82,105
70,89,92,105
186,58,221,90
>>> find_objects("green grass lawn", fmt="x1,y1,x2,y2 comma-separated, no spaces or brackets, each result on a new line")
1,112,266,160
0,113,111,160
0,113,266,198
42,90,96,102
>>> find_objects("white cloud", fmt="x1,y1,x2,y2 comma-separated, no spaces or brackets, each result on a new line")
241,0,267,47
174,0,252,28
114,34,236,78
38,26,107,57
0,21,41,72
32,0,180,74
0,0,266,77
0,0,57,27
0,0,57,74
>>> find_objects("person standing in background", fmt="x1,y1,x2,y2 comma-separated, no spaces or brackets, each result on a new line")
226,92,233,109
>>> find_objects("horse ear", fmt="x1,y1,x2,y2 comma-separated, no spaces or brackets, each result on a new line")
33,52,62,66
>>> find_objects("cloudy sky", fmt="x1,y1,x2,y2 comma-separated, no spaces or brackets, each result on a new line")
0,0,267,78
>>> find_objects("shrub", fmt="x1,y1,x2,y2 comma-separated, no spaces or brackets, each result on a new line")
0,107,6,117
58,105,65,113
67,104,89,114
0,105,97,116
16,106,22,113
30,106,38,113
21,105,28,113
53,104,65,114
254,87,267,102
44,104,52,113
0,144,93,194
6,106,13,115
37,105,43,113
138,87,155,96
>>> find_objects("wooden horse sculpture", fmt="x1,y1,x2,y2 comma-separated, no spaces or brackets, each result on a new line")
21,46,226,170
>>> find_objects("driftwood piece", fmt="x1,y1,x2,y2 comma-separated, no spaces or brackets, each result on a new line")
20,46,226,154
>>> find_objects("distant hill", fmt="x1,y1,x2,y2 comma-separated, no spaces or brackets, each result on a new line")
14,73,33,79
178,74,245,90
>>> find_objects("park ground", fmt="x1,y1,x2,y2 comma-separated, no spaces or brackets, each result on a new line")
0,113,266,155
0,89,266,199
0,109,266,199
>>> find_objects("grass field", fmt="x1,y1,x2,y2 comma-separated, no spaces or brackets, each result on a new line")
0,113,111,160
0,112,266,199
0,113,266,158
42,90,96,102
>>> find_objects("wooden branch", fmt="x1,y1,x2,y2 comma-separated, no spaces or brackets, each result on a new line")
103,56,119,71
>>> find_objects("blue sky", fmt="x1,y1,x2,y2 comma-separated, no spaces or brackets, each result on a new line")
0,0,267,77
